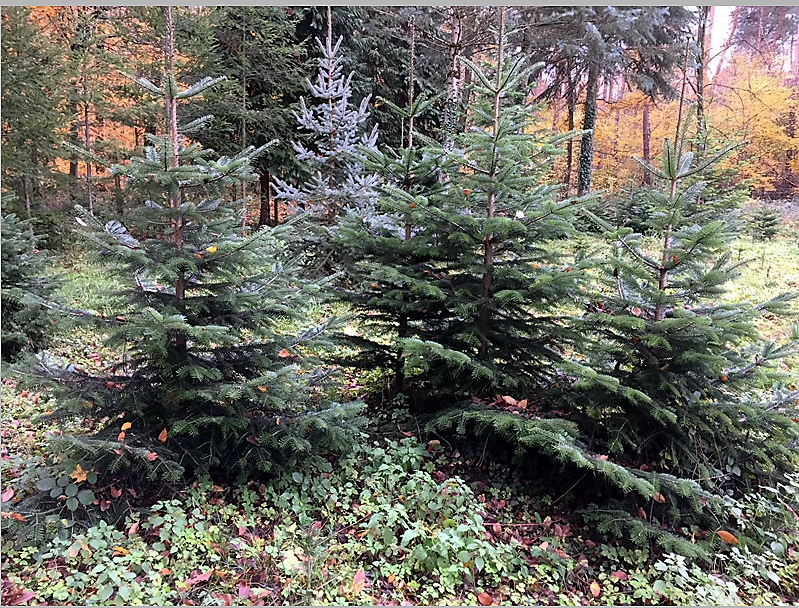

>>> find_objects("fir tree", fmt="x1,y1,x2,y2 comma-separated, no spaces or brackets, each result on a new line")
750,204,782,241
578,131,799,532
1,196,58,362
24,8,363,489
272,8,379,221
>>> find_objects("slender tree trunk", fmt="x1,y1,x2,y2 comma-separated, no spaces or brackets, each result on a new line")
695,6,710,146
577,57,600,196
258,172,272,227
712,7,739,89
642,101,652,185
114,174,124,216
564,59,576,195
443,7,461,150
83,91,94,214
395,14,417,394
165,7,186,355
240,71,248,231
478,6,504,360
22,177,32,217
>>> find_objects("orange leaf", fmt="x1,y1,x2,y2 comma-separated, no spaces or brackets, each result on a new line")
257,386,267,392
653,492,665,504
477,591,493,606
70,464,88,483
160,567,172,576
716,530,739,545
278,349,291,358
113,546,129,556
590,580,601,598
638,507,647,519
158,428,168,443
630,306,643,317
502,395,517,406
517,399,528,409
121,422,132,431
144,452,158,462
387,574,395,584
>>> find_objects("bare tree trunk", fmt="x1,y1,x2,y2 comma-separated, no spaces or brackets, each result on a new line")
564,59,576,196
443,7,462,150
642,101,652,185
83,89,94,214
712,7,739,89
258,172,272,227
577,57,600,196
478,6,504,360
22,177,32,217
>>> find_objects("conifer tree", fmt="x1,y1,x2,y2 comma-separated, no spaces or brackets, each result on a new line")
750,204,783,241
1,196,58,361
578,129,799,537
333,18,458,394
272,7,379,221
25,8,362,488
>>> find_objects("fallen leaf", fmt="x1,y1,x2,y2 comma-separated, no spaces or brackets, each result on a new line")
716,530,739,545
160,567,172,576
117,431,126,442
653,492,665,504
128,521,140,536
110,486,122,499
113,546,129,556
638,507,647,519
158,428,168,443
206,245,218,253
611,570,628,580
144,452,158,461
630,306,643,317
1,487,14,502
121,422,132,431
590,580,601,598
257,386,267,392
477,591,493,606
351,569,367,594
517,399,528,408
70,464,88,483
502,395,518,406
278,349,291,358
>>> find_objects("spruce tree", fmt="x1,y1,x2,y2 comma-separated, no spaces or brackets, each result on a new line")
578,132,799,538
750,204,783,241
272,9,379,221
24,8,362,489
1,197,58,362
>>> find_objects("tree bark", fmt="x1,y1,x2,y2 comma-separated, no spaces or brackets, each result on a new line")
478,7,504,359
258,171,272,227
577,57,600,196
564,59,576,196
165,7,186,355
642,101,652,185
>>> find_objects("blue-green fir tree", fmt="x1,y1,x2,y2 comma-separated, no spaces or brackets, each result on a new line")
24,8,363,493
272,9,378,221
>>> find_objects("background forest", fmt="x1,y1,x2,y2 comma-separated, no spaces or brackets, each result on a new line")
1,5,799,606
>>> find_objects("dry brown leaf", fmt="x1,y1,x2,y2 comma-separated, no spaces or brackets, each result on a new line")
70,464,88,483
653,492,665,503
716,530,739,545
158,428,168,443
477,591,494,606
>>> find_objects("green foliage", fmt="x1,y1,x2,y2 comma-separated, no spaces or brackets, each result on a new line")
749,204,783,241
19,15,364,508
1,207,59,361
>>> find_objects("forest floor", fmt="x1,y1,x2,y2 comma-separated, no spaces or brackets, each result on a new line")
1,234,798,606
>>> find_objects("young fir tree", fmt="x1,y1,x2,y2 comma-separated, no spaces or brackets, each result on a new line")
578,131,799,544
1,196,58,362
333,18,467,394
272,9,379,221
25,8,362,488
750,204,782,241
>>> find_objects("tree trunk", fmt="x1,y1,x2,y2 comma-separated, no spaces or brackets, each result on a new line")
577,57,600,196
83,93,94,214
258,172,272,227
22,176,32,217
479,7,504,360
712,7,739,89
114,174,124,216
564,59,576,196
695,6,710,146
165,7,186,355
642,101,652,185
443,7,462,150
